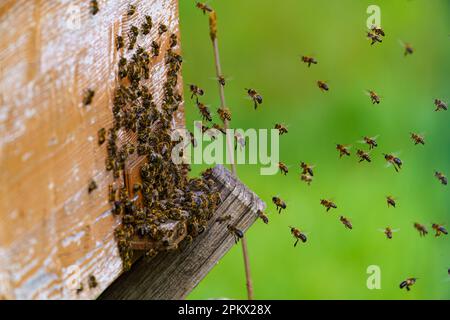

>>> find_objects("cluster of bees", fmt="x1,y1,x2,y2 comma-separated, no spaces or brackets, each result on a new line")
84,3,223,272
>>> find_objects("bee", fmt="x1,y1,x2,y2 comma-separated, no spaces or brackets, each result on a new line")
399,278,417,291
217,107,231,122
234,132,246,150
356,149,371,163
367,30,382,45
275,123,288,135
88,179,97,193
127,4,136,16
320,199,337,212
98,128,106,145
383,153,402,172
170,33,178,48
340,216,352,230
301,55,318,67
400,41,414,56
317,80,329,92
278,162,289,175
413,222,428,237
272,196,286,213
151,41,160,57
410,133,425,145
83,89,95,106
381,226,399,239
141,15,153,35
116,35,124,50
366,90,381,104
432,223,448,237
212,123,226,135
300,162,314,176
257,210,269,224
289,226,307,247
434,99,448,111
370,25,385,37
386,195,396,208
90,0,99,15
300,173,313,185
196,102,212,122
217,75,226,86
227,225,244,243
88,275,98,289
245,88,263,109
189,84,204,100
336,144,351,157
196,2,213,14
361,135,378,149
108,184,117,202
435,171,447,185
158,23,168,35
216,214,232,223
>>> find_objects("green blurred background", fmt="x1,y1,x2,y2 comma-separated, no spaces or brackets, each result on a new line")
178,0,450,299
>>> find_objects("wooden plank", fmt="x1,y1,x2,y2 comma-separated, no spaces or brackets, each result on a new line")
0,0,183,300
99,165,266,300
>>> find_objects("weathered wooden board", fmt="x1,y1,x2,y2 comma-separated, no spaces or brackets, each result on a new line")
0,0,183,300
99,165,265,300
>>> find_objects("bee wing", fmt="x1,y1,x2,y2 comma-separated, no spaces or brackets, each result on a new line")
357,139,367,144
371,134,380,140
377,228,386,233
392,229,400,232
398,39,407,47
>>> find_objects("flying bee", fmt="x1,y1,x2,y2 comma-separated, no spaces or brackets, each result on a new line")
410,132,425,145
227,225,244,243
196,102,212,122
434,98,448,111
399,40,413,56
275,123,288,135
300,173,313,185
257,210,269,224
432,223,448,237
98,128,106,145
380,226,399,239
413,222,428,237
272,196,286,213
356,149,371,163
435,171,447,185
383,153,402,172
196,2,213,14
360,135,379,149
320,199,337,212
90,0,99,15
289,226,307,247
400,278,417,291
300,162,314,176
366,90,381,104
367,30,382,45
370,25,385,37
189,84,204,100
340,216,353,230
217,75,226,86
317,80,329,92
278,162,289,175
216,214,232,223
336,144,351,158
83,89,95,105
386,195,396,208
301,55,318,67
245,88,263,109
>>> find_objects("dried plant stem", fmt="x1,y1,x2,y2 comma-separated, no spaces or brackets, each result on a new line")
208,11,254,300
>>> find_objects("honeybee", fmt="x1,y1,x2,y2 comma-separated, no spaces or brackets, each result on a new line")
108,184,117,202
90,0,99,15
151,41,160,57
212,123,226,135
317,80,329,92
216,214,232,223
88,275,98,288
88,179,97,193
367,30,382,45
245,88,263,109
257,210,269,224
301,55,318,67
435,171,447,185
432,223,448,237
196,102,212,122
413,222,428,237
410,132,425,146
217,75,226,86
227,225,244,243
158,24,168,35
336,144,351,157
360,135,378,149
366,90,381,104
217,107,231,122
320,199,337,212
380,226,399,239
189,84,204,100
399,278,417,291
383,153,402,172
275,123,288,135
272,196,286,213
196,2,213,14
127,4,136,16
340,216,352,230
300,173,313,185
356,149,371,163
83,89,95,105
300,162,315,176
386,195,396,208
116,35,124,50
289,226,307,247
278,162,289,175
370,25,385,37
400,41,414,56
434,99,448,111
98,128,106,145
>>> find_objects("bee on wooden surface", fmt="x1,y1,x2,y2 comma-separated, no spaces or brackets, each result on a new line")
275,123,288,135
257,210,269,224
340,216,352,230
245,88,263,109
88,179,97,193
196,2,213,14
83,89,95,106
367,30,382,45
141,15,153,35
400,278,417,291
400,41,413,56
108,184,117,202
278,162,289,175
359,135,379,149
336,144,351,158
128,25,139,50
97,128,106,145
88,275,98,289
90,0,99,15
227,225,244,243
300,162,314,176
127,4,136,16
356,149,371,163
301,55,317,67
386,195,396,208
116,35,124,50
151,41,160,57
432,223,448,237
76,283,84,294
410,132,425,145
217,107,231,122
300,173,313,186
289,226,307,247
435,171,447,185
383,153,402,172
272,196,286,213
189,84,204,100
370,25,385,37
434,99,448,111
216,214,232,223
366,90,381,104
317,80,329,92
158,23,168,36
196,102,212,122
320,199,337,212
380,226,399,239
413,223,428,237
169,33,178,48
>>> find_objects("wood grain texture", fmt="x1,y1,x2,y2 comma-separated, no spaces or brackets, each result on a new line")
0,0,183,300
99,164,266,300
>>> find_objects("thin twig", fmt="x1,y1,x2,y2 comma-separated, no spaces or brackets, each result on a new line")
207,10,254,300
